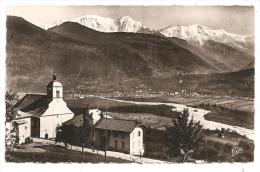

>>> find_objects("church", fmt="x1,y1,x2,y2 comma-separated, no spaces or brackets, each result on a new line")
14,73,75,141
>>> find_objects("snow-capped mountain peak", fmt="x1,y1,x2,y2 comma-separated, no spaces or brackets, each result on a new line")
71,15,118,32
34,16,253,54
158,24,252,52
43,15,151,33
116,16,146,32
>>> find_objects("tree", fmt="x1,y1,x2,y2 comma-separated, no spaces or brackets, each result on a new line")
79,106,94,159
55,124,75,147
56,106,94,159
5,90,19,122
166,109,204,162
5,90,19,146
5,122,19,146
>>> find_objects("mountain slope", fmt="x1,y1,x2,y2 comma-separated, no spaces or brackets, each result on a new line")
159,24,254,72
168,38,231,72
198,68,254,97
6,16,130,92
49,22,219,74
44,16,254,72
7,16,218,93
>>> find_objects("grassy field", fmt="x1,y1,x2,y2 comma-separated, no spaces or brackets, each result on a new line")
65,96,254,130
143,127,254,162
114,96,254,112
193,103,254,129
66,97,134,110
173,97,254,112
6,142,130,163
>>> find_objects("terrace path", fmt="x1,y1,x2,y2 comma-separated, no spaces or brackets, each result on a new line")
33,138,171,164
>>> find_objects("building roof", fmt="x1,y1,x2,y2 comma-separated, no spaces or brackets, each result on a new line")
95,118,138,133
14,119,28,125
47,80,62,87
63,109,113,127
16,110,33,119
16,94,46,109
16,94,49,118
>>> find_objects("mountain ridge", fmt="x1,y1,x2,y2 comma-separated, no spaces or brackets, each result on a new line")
6,16,254,97
7,16,222,93
39,15,153,34
43,15,254,64
39,15,253,39
159,24,254,55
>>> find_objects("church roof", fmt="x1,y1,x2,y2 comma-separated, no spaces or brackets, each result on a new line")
17,110,33,119
95,118,138,133
16,94,49,118
47,80,62,87
14,119,28,125
47,73,62,87
16,92,85,118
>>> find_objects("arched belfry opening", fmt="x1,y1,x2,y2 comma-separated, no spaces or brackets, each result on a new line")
47,73,63,102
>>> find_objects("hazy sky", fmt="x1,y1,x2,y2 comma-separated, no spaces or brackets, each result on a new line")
6,6,254,36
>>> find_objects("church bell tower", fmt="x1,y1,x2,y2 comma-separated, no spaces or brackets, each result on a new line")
47,73,63,102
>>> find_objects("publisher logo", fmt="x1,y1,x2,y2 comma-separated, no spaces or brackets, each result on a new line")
231,147,243,156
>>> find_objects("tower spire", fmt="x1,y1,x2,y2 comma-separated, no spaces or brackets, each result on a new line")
53,72,56,81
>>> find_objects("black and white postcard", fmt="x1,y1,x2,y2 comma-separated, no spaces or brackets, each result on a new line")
0,1,259,172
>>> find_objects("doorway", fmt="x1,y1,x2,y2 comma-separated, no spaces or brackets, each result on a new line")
115,140,118,151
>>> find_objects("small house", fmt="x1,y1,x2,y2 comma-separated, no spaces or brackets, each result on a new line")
13,119,30,144
95,118,144,155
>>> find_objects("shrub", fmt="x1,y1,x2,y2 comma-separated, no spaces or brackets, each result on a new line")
25,137,33,144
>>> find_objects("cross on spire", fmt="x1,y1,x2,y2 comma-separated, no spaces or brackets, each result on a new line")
53,72,56,81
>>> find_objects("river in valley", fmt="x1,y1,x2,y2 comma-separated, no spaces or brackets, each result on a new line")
98,96,254,140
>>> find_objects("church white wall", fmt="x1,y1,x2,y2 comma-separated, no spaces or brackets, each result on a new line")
42,99,73,116
130,127,144,155
40,99,74,138
40,113,74,138
52,86,63,98
16,118,31,144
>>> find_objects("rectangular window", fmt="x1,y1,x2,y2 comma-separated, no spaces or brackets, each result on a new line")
122,142,125,149
56,90,60,98
114,132,118,137
121,133,126,139
115,140,118,150
138,131,141,136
